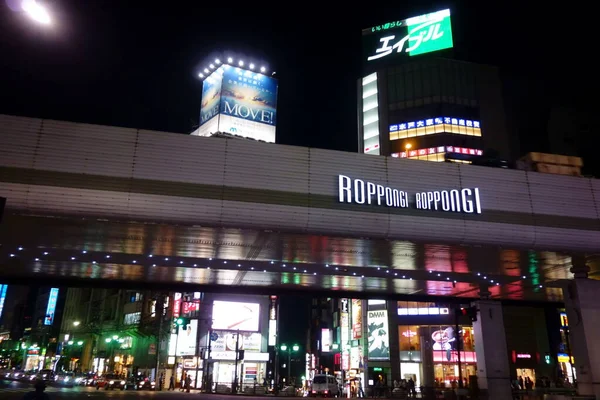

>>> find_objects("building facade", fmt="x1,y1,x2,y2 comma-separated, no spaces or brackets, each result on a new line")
358,58,511,163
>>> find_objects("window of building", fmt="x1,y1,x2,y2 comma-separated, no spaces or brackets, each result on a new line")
124,312,141,325
399,325,421,351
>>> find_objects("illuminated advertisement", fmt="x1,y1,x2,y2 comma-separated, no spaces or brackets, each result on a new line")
268,296,277,346
350,346,361,369
211,331,262,352
367,310,389,360
0,285,7,320
173,293,182,318
176,319,198,356
351,299,362,339
363,9,453,63
340,299,350,352
322,329,331,352
219,67,277,142
211,301,260,332
44,288,59,326
195,65,278,142
392,147,483,159
199,73,223,126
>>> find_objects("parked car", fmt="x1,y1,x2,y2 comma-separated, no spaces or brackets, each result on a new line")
310,374,340,397
36,369,55,382
95,374,126,390
123,375,156,390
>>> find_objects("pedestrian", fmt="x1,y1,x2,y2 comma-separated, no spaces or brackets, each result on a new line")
407,377,416,398
186,375,192,393
358,378,365,398
169,375,175,390
23,379,50,400
159,373,164,391
180,372,186,392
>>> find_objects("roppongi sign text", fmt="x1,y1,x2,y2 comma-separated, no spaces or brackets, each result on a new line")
338,175,482,214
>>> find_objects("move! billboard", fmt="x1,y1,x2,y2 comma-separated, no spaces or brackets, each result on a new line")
362,9,453,64
196,65,278,142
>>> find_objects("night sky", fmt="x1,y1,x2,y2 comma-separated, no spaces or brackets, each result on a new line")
0,1,594,160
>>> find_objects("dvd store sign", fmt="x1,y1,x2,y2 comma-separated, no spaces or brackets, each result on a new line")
338,175,482,214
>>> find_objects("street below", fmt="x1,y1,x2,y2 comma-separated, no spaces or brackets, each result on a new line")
0,379,304,399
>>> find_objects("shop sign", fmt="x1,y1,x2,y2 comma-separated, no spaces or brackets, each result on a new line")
516,353,531,359
351,299,362,339
340,299,349,313
560,312,568,327
557,353,574,364
401,330,417,338
210,351,269,361
338,175,482,214
183,357,197,368
211,331,261,352
432,351,476,363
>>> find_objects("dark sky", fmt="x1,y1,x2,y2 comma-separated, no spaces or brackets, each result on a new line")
0,0,594,157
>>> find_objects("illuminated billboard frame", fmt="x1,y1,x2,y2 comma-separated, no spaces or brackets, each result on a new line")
211,301,260,332
195,55,278,143
44,288,59,325
363,9,453,63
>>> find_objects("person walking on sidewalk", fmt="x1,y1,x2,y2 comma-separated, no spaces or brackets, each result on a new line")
168,375,175,390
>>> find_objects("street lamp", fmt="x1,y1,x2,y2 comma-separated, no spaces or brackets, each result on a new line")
280,344,300,384
21,0,51,25
73,321,80,327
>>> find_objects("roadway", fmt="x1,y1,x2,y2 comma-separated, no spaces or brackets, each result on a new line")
0,380,299,399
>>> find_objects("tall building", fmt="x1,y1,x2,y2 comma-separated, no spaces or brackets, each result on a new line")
358,9,511,164
58,288,161,376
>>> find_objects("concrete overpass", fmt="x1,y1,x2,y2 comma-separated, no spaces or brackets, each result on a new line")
0,114,599,301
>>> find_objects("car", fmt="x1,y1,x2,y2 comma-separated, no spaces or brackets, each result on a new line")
123,376,156,390
95,374,126,390
54,373,75,388
36,369,55,382
310,374,340,397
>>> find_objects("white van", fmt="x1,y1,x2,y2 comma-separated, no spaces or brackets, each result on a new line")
310,374,340,397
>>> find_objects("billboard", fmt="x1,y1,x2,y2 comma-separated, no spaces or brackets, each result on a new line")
44,288,59,326
321,329,331,352
196,65,278,142
176,319,198,356
0,285,7,321
367,309,390,360
362,9,453,64
211,330,262,352
351,299,362,339
211,301,260,332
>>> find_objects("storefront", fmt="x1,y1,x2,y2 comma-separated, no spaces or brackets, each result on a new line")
210,351,268,391
396,301,477,389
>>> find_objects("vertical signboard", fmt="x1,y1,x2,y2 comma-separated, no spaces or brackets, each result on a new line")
268,296,277,346
362,9,453,64
367,309,390,360
176,319,199,356
0,285,7,321
322,329,331,352
44,288,59,325
173,293,182,318
351,299,363,339
198,71,223,137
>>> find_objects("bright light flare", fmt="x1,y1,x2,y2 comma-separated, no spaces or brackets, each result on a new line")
260,66,266,72
227,57,233,63
249,63,255,70
21,0,51,25
238,60,244,66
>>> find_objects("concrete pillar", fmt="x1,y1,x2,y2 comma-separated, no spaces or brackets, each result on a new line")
419,326,434,396
561,264,600,398
472,299,512,400
387,300,400,382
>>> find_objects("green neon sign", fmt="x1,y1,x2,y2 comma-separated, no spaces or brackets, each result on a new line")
364,9,454,62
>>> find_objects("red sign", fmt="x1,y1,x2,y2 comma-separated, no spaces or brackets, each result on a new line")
173,293,182,318
432,351,477,363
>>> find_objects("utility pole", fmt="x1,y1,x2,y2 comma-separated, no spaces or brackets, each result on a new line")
233,330,240,393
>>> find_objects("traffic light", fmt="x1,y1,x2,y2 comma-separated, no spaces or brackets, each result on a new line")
175,317,190,329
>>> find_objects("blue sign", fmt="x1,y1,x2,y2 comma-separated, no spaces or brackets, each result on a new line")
44,288,59,326
221,67,278,126
0,285,7,321
389,117,480,132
